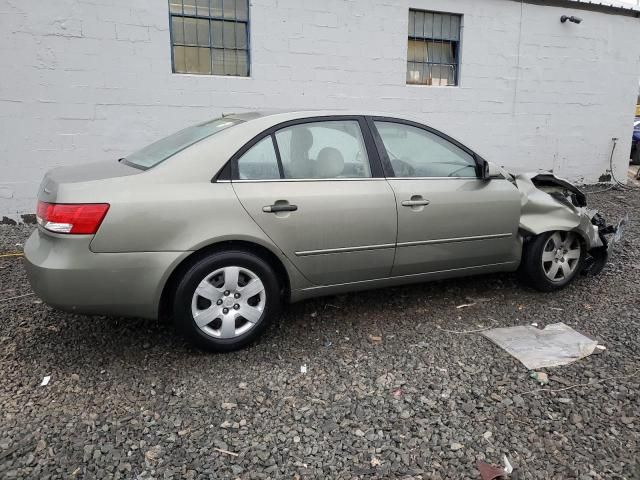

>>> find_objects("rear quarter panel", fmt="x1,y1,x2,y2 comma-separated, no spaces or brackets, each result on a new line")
88,177,313,292
89,181,270,253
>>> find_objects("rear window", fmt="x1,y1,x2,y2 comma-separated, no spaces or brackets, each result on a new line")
122,117,242,169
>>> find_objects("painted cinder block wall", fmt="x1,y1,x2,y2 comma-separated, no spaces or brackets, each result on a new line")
1,0,639,220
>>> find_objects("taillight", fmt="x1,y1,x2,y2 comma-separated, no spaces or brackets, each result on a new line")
36,201,110,234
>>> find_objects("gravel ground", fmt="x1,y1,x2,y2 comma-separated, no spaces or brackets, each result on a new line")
1,188,639,480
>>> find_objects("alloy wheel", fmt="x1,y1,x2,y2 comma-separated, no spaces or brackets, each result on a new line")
541,231,581,282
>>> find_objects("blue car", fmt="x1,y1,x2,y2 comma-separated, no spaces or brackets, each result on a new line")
631,118,640,165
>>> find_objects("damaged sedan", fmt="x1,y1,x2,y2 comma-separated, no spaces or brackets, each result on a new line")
24,112,621,351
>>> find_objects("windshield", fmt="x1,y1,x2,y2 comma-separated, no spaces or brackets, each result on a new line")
122,117,242,169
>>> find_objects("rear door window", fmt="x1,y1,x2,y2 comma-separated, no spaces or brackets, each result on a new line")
274,121,372,179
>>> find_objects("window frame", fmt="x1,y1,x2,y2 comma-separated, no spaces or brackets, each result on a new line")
406,9,462,87
168,0,251,77
220,116,386,182
366,116,484,179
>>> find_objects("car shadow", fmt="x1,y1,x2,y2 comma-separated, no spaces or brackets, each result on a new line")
9,270,522,370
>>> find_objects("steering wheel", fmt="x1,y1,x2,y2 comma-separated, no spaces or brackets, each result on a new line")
447,165,476,177
391,159,415,177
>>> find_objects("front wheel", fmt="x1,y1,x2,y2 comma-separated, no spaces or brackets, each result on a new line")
173,251,281,352
518,231,584,292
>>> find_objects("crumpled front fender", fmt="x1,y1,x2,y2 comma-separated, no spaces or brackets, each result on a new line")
514,173,603,250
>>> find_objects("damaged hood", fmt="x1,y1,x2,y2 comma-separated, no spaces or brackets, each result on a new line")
510,171,603,250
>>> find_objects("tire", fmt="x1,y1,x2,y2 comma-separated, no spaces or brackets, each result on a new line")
518,231,584,292
173,250,281,352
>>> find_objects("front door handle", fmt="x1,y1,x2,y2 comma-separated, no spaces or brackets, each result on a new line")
401,199,430,207
263,204,298,213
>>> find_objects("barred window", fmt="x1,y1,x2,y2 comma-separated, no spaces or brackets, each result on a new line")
407,10,461,86
169,0,249,76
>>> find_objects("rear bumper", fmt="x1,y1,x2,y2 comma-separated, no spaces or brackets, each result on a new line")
24,228,188,319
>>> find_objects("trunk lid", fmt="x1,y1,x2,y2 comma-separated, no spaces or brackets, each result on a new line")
38,160,141,203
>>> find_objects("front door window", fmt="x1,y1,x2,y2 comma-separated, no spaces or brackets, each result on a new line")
374,121,477,178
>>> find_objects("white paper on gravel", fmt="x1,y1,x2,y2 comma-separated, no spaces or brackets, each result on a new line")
481,322,599,369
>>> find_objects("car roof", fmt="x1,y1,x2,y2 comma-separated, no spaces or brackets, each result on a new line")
224,110,419,123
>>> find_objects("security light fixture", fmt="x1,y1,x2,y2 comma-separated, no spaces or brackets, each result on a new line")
561,15,583,24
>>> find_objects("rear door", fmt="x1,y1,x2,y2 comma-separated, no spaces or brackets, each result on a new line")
369,118,521,277
231,117,397,285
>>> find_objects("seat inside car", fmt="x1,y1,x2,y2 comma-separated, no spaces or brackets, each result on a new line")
288,127,314,178
315,147,345,178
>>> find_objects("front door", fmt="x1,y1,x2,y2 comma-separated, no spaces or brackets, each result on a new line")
371,119,521,277
232,118,397,285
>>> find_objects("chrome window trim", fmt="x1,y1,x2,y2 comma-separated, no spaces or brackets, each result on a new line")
223,176,507,183
230,178,388,183
388,176,480,181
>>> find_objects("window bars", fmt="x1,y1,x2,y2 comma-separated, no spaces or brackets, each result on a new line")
407,10,461,86
169,0,250,76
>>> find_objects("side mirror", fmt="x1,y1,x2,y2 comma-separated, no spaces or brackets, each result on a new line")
482,160,504,180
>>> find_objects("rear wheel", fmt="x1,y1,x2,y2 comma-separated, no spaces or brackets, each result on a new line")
173,251,280,352
519,231,584,292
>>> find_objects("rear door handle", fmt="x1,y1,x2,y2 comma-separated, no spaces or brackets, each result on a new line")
401,199,430,207
263,204,298,213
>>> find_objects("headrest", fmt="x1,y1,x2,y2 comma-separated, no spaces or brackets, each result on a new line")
290,128,313,153
316,147,344,178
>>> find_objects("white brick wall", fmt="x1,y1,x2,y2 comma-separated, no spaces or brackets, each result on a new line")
1,0,639,219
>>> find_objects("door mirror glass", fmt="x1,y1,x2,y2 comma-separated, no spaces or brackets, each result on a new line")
374,121,477,178
274,121,372,179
